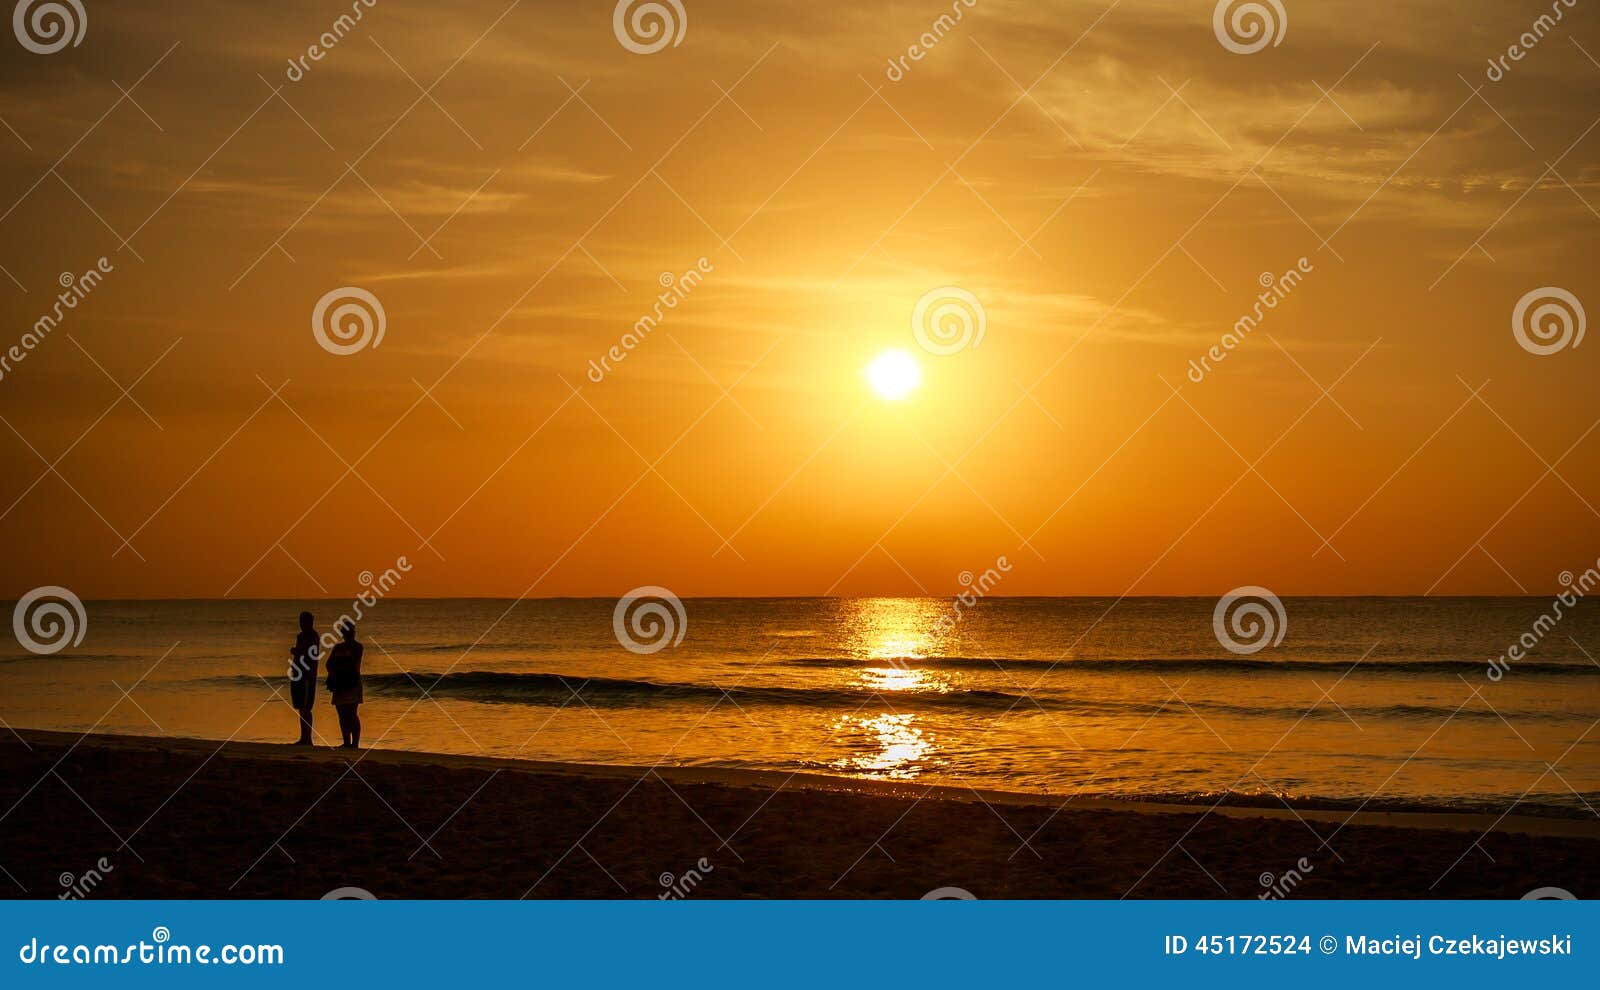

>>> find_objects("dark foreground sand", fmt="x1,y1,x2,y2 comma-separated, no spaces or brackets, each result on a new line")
2,730,1595,899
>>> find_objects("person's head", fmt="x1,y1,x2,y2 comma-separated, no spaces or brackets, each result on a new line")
299,611,314,632
338,619,357,643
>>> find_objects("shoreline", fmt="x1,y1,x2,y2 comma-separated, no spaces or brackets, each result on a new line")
4,729,1597,898
14,728,1597,840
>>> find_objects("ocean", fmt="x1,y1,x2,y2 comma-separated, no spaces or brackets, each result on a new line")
3,596,1598,815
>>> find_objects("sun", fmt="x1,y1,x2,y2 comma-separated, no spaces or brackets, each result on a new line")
866,349,921,400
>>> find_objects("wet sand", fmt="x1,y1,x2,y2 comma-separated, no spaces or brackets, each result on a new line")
1,730,1594,899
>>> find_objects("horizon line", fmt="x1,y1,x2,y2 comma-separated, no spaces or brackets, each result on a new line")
17,593,1563,602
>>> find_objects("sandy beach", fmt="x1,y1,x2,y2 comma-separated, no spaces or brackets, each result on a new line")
2,729,1594,899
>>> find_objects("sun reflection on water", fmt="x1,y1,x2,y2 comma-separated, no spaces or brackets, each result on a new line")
839,599,959,695
857,665,942,693
826,599,960,778
831,712,932,778
839,598,955,663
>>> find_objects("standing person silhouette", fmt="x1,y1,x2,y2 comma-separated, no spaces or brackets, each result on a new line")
288,611,320,745
325,620,365,749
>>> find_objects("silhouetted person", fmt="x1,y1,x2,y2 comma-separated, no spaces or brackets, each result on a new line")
325,620,364,749
289,611,320,745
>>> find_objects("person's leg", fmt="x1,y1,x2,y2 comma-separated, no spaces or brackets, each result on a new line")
296,706,313,745
350,706,360,749
336,705,356,747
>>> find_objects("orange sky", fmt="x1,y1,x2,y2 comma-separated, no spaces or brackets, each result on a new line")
1,0,1597,599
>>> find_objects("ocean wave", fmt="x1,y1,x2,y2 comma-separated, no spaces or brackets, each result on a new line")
773,656,1600,676
364,671,1031,712
342,671,1597,723
1,651,187,664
